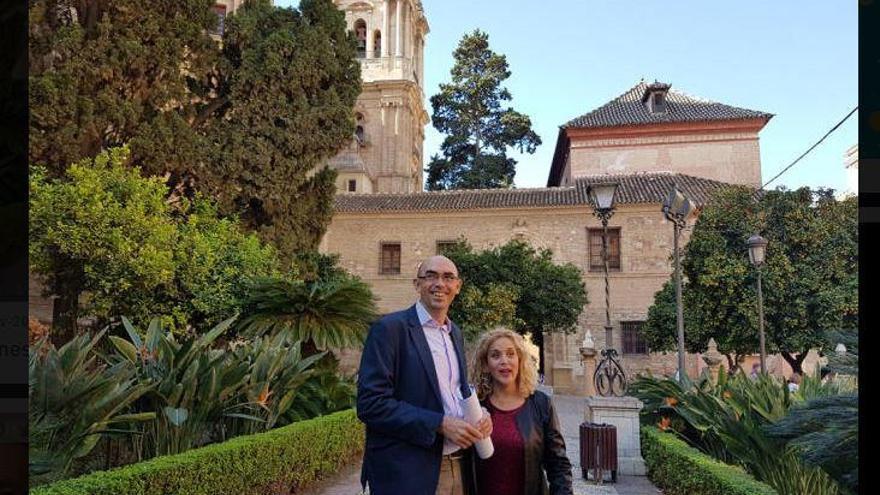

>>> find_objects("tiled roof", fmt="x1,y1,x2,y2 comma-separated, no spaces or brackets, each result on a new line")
564,81,773,129
334,172,735,213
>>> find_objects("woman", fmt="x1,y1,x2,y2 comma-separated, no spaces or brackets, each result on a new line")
469,329,573,495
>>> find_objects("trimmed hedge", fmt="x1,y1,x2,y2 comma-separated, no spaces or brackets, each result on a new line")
31,409,364,495
641,426,777,495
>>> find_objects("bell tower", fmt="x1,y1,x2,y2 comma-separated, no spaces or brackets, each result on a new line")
329,0,429,193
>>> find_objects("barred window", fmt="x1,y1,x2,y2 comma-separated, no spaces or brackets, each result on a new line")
588,228,621,272
622,321,648,354
348,179,357,192
380,243,401,275
436,240,458,255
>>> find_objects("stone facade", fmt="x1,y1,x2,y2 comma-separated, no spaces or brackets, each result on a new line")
322,200,709,392
328,0,429,194
561,121,766,188
319,76,791,393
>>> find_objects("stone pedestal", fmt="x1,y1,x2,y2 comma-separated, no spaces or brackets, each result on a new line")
584,396,647,476
579,347,598,397
702,338,724,385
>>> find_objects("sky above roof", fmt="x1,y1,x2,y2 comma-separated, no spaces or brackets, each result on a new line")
277,0,857,193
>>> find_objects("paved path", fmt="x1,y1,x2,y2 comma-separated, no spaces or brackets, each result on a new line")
304,395,662,495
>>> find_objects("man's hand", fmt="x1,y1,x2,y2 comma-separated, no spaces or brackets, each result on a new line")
439,416,483,449
476,408,492,439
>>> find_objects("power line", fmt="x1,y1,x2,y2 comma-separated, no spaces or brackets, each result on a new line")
761,106,858,190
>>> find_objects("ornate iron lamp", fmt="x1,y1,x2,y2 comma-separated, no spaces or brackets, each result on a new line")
747,234,769,374
662,184,693,383
588,182,626,396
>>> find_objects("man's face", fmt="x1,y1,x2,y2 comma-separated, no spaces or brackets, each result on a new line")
414,256,462,316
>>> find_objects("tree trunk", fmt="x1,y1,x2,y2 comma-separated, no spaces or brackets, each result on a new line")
51,282,81,347
50,261,84,347
780,351,807,374
724,353,736,371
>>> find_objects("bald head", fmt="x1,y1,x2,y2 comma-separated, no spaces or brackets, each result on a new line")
413,255,462,322
416,255,459,278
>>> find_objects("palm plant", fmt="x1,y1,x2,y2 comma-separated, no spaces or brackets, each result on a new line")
631,369,841,495
29,332,155,479
765,394,857,494
284,354,358,422
764,328,859,494
108,316,259,457
237,275,379,352
226,333,326,436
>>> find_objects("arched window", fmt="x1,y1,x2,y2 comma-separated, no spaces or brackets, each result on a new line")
354,19,367,58
355,112,366,146
373,30,382,57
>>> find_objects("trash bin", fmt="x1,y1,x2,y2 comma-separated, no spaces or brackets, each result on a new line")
579,422,617,483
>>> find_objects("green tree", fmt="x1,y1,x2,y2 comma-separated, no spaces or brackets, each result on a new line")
443,239,587,373
28,0,218,177
452,282,523,343
193,0,360,254
29,0,361,257
426,30,540,190
642,186,857,373
29,146,283,342
29,148,178,344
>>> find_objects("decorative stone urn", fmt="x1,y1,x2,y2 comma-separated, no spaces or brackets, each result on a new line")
579,330,598,397
702,338,724,385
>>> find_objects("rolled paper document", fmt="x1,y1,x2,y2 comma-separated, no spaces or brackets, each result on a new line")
460,386,494,459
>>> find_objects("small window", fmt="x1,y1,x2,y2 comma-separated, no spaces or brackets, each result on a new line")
652,93,667,113
348,179,357,192
373,30,382,57
354,19,367,58
622,321,648,354
212,4,227,36
380,243,401,275
588,228,621,272
436,240,458,255
355,125,365,145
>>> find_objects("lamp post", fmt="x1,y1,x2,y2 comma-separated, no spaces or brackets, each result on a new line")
747,234,768,374
588,182,626,396
662,185,693,383
589,182,619,353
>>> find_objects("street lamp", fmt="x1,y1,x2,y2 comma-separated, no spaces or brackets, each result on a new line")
747,234,768,374
588,182,626,396
588,182,619,354
662,185,693,383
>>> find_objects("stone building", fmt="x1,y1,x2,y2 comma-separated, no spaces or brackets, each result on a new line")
319,74,799,392
327,0,430,194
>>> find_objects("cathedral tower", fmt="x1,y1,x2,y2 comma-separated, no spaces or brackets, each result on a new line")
330,0,429,194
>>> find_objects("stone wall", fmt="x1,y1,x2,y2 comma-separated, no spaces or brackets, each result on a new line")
563,127,763,187
321,202,711,389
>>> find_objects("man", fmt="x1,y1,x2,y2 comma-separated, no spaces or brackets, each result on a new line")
357,255,491,495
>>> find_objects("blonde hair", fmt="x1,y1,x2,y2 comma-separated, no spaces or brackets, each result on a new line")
470,329,538,401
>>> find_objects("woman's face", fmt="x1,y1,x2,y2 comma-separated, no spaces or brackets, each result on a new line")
487,337,519,389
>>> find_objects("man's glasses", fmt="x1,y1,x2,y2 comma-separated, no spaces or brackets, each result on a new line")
417,272,460,282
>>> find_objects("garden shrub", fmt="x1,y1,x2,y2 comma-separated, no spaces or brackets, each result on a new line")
30,409,365,495
641,426,777,495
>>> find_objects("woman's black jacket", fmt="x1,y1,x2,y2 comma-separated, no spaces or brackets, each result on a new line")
466,390,573,495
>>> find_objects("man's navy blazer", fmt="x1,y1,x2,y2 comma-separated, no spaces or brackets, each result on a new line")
356,304,471,495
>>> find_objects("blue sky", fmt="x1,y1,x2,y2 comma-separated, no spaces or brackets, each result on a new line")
277,1,857,192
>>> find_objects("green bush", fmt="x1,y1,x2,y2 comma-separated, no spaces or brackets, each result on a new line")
30,409,365,495
641,426,777,495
